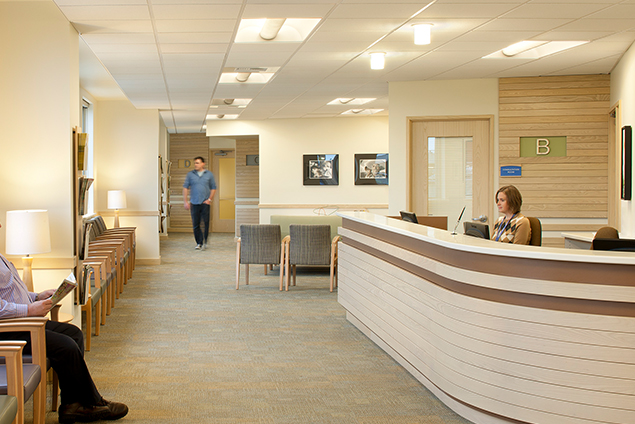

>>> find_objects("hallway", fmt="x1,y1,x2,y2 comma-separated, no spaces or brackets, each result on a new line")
62,232,472,423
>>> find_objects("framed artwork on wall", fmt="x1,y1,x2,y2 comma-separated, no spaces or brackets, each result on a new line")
303,154,339,185
355,153,389,185
622,125,632,200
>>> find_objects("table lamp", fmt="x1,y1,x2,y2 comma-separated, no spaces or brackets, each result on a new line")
5,210,51,291
108,190,127,228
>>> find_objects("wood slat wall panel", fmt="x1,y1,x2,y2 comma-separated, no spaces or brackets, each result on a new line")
498,75,610,243
235,138,259,237
168,133,209,230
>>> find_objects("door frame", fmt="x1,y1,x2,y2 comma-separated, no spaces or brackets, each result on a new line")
209,149,236,233
407,115,495,223
608,101,621,231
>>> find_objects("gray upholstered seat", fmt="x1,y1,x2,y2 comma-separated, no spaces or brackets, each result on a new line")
235,225,283,290
283,225,340,292
0,396,17,424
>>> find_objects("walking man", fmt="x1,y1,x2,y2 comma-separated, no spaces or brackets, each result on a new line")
183,156,217,250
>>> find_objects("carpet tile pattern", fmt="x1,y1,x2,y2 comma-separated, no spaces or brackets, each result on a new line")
36,232,473,423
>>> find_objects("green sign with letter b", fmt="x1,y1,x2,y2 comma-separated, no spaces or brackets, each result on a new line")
519,137,566,157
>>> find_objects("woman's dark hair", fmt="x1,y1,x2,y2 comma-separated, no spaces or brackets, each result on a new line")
496,185,522,214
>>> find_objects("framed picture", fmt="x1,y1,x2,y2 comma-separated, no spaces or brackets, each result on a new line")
355,153,389,185
303,154,339,185
622,125,632,200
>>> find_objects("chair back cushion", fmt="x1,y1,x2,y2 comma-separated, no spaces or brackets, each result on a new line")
526,217,542,246
270,215,341,240
594,226,619,240
289,225,331,266
239,225,281,265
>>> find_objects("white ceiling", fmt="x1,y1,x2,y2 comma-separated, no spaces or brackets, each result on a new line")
58,0,635,133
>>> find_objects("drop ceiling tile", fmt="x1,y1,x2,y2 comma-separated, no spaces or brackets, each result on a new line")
58,5,150,20
158,33,233,43
478,19,573,31
533,31,613,41
318,18,405,32
152,4,242,20
556,18,635,32
57,0,145,4
297,41,370,54
154,19,237,32
81,33,156,43
161,53,225,69
242,3,334,18
502,3,609,19
160,44,229,54
456,31,543,42
72,20,154,34
549,54,620,75
309,30,388,43
418,2,519,18
586,4,635,18
153,0,241,3
225,50,296,68
330,3,430,19
90,44,159,54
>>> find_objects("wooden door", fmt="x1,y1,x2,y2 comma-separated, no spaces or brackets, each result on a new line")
409,116,493,226
210,149,235,233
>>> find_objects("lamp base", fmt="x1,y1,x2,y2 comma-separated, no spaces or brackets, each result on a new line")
22,256,34,292
114,209,120,228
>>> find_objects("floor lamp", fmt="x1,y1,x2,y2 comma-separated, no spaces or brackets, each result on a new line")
5,210,51,292
108,190,127,228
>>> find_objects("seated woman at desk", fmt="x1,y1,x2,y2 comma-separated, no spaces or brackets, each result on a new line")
491,185,531,245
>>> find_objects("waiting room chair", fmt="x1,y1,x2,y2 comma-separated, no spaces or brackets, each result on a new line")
235,225,284,290
594,226,619,240
0,317,47,424
283,225,341,292
526,217,542,246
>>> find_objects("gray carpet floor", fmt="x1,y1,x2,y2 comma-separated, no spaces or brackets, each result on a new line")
39,232,473,423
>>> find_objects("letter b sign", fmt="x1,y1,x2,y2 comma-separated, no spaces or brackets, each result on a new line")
536,138,550,155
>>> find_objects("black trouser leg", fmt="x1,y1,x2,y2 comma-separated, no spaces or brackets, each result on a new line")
190,204,204,245
201,203,210,244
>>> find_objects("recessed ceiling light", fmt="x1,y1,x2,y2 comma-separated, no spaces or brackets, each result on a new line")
412,23,433,45
206,114,239,120
370,52,385,70
236,18,321,43
341,109,383,116
484,41,589,59
327,98,376,106
210,99,252,108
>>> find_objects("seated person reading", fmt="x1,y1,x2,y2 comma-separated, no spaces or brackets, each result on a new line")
491,185,531,245
0,220,128,424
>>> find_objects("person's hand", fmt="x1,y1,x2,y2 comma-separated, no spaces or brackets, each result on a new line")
184,201,190,210
27,299,53,317
38,289,56,300
203,198,211,205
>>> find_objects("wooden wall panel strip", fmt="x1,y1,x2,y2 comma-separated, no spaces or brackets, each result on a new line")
498,75,610,240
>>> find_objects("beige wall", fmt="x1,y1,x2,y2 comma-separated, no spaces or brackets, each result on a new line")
0,0,80,318
206,116,390,222
611,41,635,237
94,100,160,260
388,79,500,217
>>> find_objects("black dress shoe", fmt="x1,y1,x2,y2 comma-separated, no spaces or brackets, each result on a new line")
58,402,110,423
59,399,128,423
96,398,129,421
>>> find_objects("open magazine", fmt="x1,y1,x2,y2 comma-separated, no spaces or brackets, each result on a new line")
49,272,78,306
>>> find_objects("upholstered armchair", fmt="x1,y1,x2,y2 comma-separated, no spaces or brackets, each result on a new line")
283,225,340,292
236,225,284,290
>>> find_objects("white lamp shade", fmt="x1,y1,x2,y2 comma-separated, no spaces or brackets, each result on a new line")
108,190,127,209
413,24,432,45
5,210,51,255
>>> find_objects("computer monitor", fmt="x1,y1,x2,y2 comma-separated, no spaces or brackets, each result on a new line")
464,222,490,240
592,238,635,252
399,211,418,224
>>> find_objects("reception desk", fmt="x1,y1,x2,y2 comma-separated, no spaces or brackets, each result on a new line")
337,212,635,424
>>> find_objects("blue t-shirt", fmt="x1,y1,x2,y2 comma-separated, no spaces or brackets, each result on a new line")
183,170,217,205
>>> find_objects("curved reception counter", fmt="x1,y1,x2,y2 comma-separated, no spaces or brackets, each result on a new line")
336,212,635,424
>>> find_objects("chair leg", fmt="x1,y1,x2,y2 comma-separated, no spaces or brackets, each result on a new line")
292,265,296,287
95,298,102,336
33,380,44,424
285,246,290,291
264,264,268,275
52,370,59,411
330,263,335,292
235,241,241,290
279,242,286,291
85,301,92,351
245,264,249,285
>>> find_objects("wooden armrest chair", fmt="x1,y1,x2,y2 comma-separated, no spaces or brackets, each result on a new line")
283,225,341,292
88,216,136,276
0,317,47,424
235,225,284,290
88,239,126,298
78,264,106,352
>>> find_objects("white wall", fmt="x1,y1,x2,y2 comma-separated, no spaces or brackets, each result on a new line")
0,0,80,318
388,79,499,216
611,42,635,237
94,100,161,260
206,116,389,221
